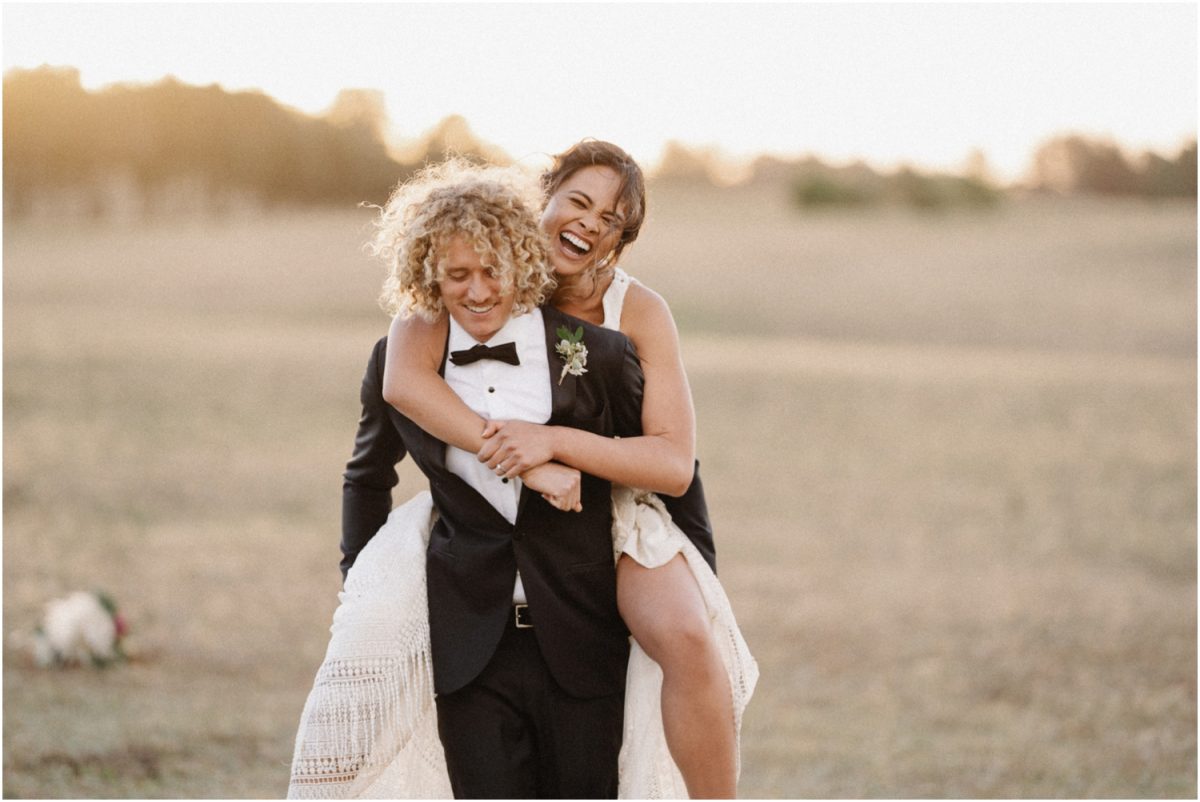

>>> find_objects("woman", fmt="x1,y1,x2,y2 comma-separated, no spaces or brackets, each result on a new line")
383,140,750,798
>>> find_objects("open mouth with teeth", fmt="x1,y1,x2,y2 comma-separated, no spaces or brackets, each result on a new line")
559,231,592,257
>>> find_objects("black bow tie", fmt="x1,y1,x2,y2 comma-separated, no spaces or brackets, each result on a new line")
449,341,521,367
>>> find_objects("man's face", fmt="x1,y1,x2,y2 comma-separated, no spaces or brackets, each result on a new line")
437,235,515,343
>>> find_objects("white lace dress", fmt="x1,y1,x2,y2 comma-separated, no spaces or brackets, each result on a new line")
287,268,758,799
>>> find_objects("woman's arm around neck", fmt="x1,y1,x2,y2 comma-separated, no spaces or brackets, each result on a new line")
382,313,488,453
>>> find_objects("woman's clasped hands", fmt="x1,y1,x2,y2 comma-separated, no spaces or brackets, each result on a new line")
480,420,581,513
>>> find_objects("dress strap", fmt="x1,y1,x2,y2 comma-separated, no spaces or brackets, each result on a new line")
601,267,634,332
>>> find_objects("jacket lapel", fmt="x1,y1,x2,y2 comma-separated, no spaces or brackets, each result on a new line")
542,306,578,426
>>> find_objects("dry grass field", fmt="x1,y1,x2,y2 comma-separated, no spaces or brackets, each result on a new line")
3,184,1196,798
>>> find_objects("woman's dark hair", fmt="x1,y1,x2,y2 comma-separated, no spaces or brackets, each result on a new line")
541,139,646,261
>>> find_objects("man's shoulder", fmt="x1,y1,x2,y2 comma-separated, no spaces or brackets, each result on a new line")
371,334,388,358
364,334,389,382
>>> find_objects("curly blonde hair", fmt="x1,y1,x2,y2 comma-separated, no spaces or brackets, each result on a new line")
371,160,556,319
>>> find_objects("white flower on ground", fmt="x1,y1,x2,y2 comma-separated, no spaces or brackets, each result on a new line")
22,591,128,667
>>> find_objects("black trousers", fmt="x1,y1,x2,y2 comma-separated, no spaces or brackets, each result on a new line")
435,620,625,799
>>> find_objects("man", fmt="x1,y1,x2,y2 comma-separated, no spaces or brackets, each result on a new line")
340,167,644,798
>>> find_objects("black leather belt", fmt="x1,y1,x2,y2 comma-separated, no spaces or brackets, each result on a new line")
514,604,533,629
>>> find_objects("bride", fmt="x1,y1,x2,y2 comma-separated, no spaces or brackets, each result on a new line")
289,141,757,799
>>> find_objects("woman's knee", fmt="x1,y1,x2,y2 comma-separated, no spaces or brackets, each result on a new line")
626,600,716,667
671,609,721,668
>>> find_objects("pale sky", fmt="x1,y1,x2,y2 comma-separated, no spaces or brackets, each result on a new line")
3,2,1196,181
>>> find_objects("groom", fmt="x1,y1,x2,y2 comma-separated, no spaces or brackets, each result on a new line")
341,227,644,797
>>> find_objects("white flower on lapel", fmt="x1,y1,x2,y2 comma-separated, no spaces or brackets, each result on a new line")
555,325,588,385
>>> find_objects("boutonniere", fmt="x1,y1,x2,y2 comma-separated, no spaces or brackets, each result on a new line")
555,325,588,385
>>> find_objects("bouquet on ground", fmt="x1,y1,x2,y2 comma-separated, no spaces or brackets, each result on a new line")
13,591,129,668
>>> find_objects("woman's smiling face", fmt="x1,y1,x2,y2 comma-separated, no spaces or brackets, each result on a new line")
539,165,627,278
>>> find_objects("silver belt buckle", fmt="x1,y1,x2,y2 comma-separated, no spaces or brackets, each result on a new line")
514,604,533,628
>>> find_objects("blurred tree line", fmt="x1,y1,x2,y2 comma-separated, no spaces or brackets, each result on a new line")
3,67,503,220
1029,134,1197,198
5,66,1195,220
655,142,1007,212
656,134,1196,213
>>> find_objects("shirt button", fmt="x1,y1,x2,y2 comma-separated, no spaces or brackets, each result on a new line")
501,478,509,484
488,386,495,393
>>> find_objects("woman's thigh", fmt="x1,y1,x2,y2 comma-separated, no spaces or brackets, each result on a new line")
616,553,711,659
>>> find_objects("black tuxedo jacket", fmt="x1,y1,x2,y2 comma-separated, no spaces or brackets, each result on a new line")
342,307,643,699
341,306,722,697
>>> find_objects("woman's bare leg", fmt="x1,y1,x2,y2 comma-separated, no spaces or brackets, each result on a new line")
617,553,737,798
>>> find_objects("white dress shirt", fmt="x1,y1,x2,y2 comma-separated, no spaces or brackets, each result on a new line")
444,308,551,603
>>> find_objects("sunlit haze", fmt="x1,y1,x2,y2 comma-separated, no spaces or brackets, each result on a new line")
4,3,1196,181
